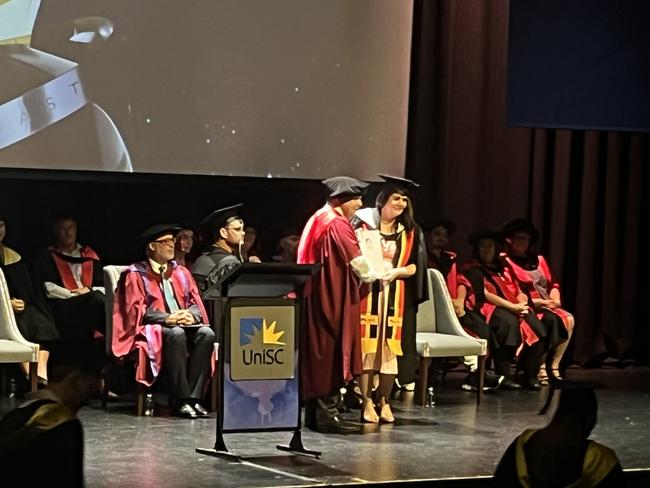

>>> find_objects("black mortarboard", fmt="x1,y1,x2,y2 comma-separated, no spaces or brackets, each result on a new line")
378,174,420,193
198,204,244,234
501,218,539,244
140,224,182,245
321,176,369,199
468,229,502,247
430,218,457,235
538,379,604,415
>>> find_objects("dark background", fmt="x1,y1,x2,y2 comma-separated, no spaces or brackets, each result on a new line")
1,0,648,366
507,0,650,132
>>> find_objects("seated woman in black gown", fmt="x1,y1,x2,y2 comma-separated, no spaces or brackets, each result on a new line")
0,218,58,385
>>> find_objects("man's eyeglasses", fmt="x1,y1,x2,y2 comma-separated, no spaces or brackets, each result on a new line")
153,238,176,246
225,226,245,233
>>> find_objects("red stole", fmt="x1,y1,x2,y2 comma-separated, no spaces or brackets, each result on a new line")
51,246,99,290
504,254,572,331
479,265,540,348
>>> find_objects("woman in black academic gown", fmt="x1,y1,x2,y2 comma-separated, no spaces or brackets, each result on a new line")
0,218,58,385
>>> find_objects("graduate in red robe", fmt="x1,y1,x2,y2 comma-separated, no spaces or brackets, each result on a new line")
462,229,547,390
502,218,574,382
112,224,214,418
297,176,378,433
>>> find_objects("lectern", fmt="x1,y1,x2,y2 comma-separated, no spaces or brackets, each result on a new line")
196,262,320,460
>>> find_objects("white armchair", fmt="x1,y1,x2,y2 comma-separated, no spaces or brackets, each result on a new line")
416,268,488,405
101,265,143,412
0,268,39,393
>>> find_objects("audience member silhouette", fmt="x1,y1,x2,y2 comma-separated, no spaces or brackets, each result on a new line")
0,366,97,488
493,385,624,487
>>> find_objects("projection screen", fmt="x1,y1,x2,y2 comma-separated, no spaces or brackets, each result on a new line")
0,0,414,179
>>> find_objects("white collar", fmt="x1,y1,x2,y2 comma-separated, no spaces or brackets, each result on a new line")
355,207,404,234
148,259,168,275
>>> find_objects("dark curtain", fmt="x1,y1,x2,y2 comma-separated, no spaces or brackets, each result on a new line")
406,0,649,364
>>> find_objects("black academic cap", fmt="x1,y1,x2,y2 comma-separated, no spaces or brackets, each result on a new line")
321,176,369,199
430,218,457,235
140,224,182,244
198,204,244,233
501,218,539,244
378,174,420,192
468,228,502,247
538,379,604,415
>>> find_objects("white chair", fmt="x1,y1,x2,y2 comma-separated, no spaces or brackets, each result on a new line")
0,268,39,393
100,265,146,413
416,268,487,405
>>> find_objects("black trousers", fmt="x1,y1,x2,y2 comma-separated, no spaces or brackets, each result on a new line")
162,326,215,402
488,307,547,378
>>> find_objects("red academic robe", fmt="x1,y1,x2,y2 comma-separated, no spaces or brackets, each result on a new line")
504,254,572,332
112,261,209,386
297,204,364,400
463,260,540,348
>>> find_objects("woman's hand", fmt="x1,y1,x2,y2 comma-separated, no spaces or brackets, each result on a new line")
10,298,25,312
452,297,465,317
381,268,402,285
510,302,529,317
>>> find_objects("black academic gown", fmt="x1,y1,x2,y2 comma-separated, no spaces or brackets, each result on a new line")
191,246,242,295
33,248,106,373
0,249,58,344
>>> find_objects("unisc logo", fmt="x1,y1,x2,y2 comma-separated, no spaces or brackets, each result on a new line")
240,318,286,366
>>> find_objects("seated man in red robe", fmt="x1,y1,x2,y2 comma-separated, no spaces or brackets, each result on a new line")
297,176,379,433
112,224,215,418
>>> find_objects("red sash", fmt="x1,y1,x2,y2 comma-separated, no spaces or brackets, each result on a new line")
51,246,99,290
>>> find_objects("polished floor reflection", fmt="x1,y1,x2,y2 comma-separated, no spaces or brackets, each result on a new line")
2,364,649,487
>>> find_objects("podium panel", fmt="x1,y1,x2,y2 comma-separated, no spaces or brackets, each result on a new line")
222,298,299,432
198,262,321,458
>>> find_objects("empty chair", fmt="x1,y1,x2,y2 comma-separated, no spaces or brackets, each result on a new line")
415,268,487,405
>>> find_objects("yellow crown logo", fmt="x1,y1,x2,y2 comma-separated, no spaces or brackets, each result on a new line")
245,319,285,346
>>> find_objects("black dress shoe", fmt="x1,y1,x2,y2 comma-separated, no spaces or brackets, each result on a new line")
314,414,358,434
500,378,523,390
523,378,541,391
177,403,198,419
193,403,209,416
313,407,358,433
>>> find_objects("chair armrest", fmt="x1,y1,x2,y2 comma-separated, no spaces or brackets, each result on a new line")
0,269,40,359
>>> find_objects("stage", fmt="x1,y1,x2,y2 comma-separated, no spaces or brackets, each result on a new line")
3,364,649,487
